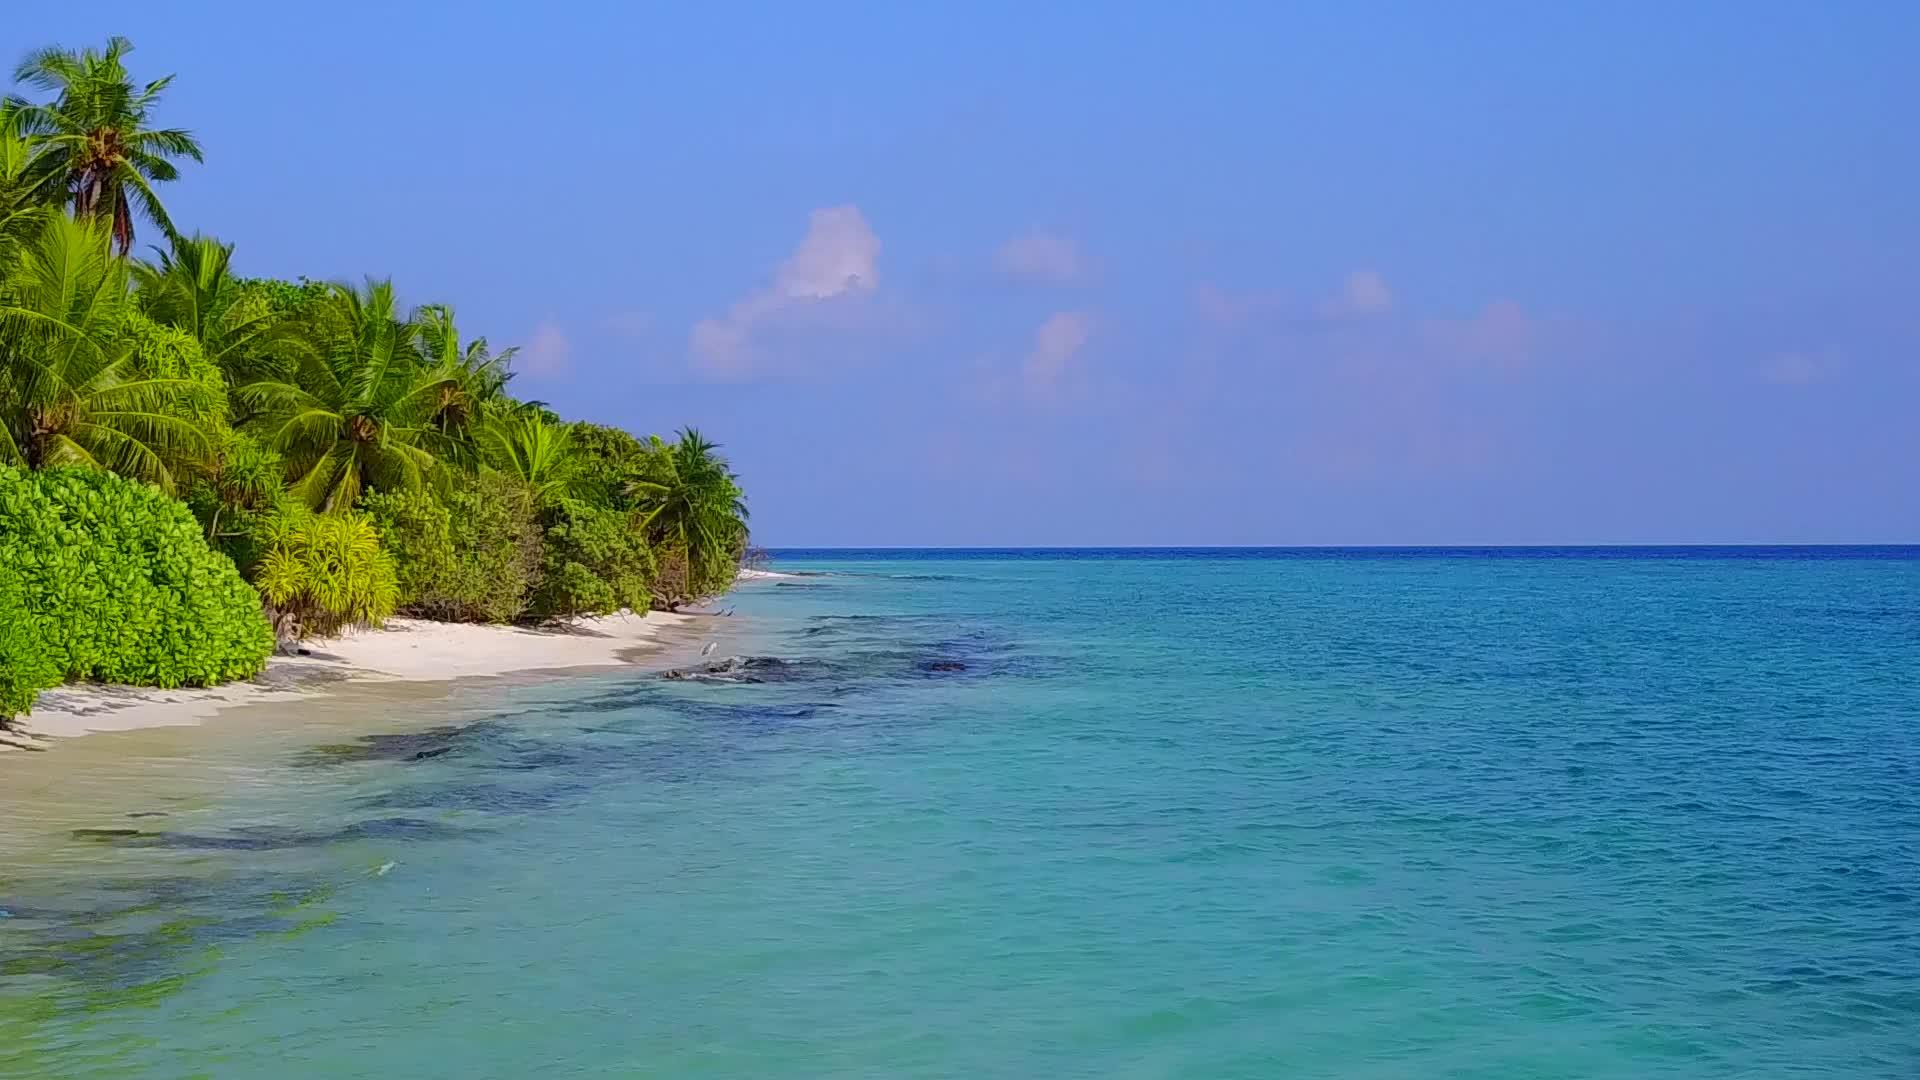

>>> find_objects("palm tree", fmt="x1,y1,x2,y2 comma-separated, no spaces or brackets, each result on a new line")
630,428,749,599
7,37,203,255
0,213,210,489
415,304,519,459
132,232,292,379
237,279,454,512
483,413,577,508
0,117,58,272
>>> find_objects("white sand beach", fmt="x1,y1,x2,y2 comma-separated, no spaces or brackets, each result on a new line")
735,567,800,581
6,611,706,746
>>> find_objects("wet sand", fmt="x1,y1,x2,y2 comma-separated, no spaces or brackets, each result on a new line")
7,611,710,745
0,614,727,866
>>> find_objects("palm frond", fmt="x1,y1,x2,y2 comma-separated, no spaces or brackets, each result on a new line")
126,127,200,162
9,38,197,252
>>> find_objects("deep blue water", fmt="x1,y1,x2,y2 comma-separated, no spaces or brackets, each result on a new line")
3,548,1917,1077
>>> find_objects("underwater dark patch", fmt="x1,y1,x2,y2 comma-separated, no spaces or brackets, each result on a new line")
803,615,900,628
356,781,577,814
664,612,1035,692
0,869,352,1001
660,655,812,683
552,689,659,715
486,744,589,772
294,724,487,767
70,828,146,841
645,696,836,726
74,817,472,851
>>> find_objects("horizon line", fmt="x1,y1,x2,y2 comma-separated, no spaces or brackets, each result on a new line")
758,542,1920,551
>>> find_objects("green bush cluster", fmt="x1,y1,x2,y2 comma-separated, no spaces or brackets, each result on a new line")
358,488,455,610
251,506,399,641
0,466,273,719
529,499,654,619
568,424,659,511
362,473,543,623
0,566,54,721
122,309,226,422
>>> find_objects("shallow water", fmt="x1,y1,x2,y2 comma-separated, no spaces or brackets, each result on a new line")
3,548,1918,1078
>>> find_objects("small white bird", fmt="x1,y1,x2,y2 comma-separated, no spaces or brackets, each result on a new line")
374,861,396,877
702,641,718,657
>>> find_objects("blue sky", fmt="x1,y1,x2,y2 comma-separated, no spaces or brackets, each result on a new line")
11,2,1917,544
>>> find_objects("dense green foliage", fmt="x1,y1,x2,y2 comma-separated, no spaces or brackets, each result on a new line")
0,214,211,490
417,303,516,458
0,565,53,721
0,465,272,718
530,499,653,619
569,423,661,511
134,234,296,384
0,120,53,272
124,308,225,421
251,506,398,640
637,429,750,605
363,473,542,623
484,413,577,508
0,36,752,712
186,430,283,552
239,280,460,512
357,488,453,612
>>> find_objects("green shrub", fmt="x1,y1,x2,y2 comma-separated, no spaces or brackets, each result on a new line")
529,499,653,619
651,538,743,610
185,430,286,562
651,541,692,610
359,488,454,609
569,423,671,512
251,506,399,640
0,466,273,719
246,275,334,315
361,472,542,623
122,309,226,423
0,566,57,722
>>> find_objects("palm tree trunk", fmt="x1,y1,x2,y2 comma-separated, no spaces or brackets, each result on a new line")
111,188,132,255
74,170,103,219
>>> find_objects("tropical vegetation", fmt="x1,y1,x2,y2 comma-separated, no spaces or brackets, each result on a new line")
0,466,274,719
362,475,543,623
0,38,749,725
6,37,202,255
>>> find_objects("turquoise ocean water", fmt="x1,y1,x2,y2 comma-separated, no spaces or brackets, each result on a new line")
3,548,1917,1078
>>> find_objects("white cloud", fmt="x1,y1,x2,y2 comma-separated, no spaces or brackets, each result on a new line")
1195,271,1391,329
1422,299,1535,369
1191,283,1289,328
692,205,881,377
1319,270,1394,318
1025,310,1093,393
996,230,1087,284
522,322,570,376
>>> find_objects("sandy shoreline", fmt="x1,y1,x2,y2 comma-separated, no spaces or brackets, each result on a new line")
5,610,708,747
